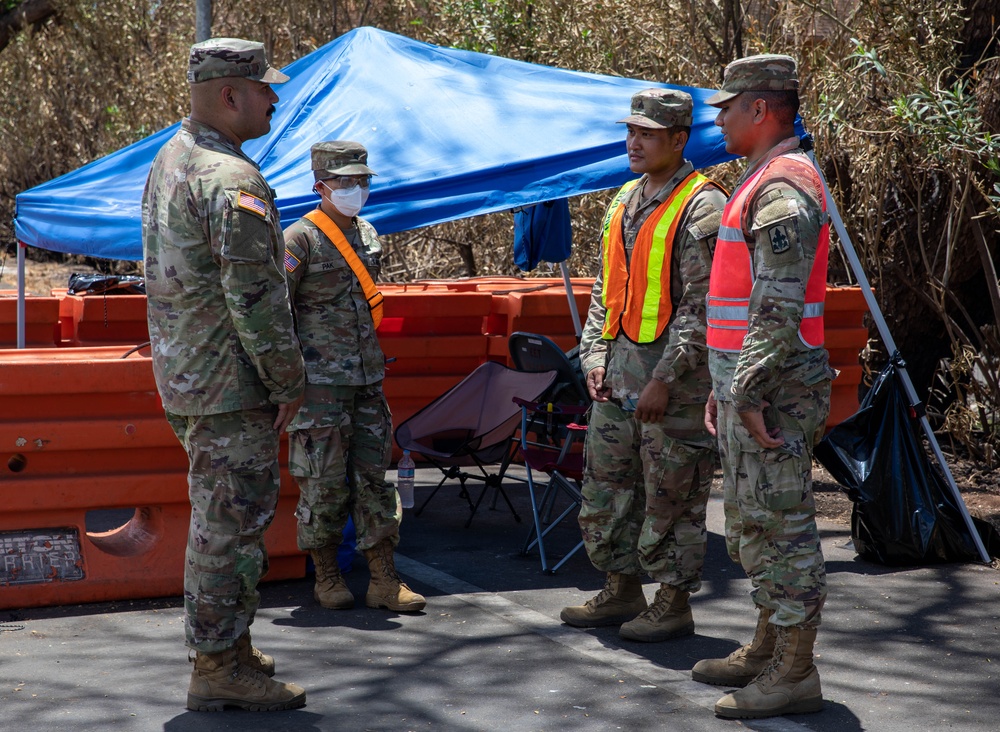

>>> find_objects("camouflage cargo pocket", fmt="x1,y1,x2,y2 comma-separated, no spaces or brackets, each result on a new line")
736,427,807,512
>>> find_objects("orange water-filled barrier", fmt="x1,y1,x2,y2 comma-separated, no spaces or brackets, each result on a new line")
0,281,868,608
0,346,305,609
0,291,60,348
55,292,149,347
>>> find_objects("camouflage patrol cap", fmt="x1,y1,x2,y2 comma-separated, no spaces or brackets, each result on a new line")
617,88,693,129
311,141,377,181
187,38,289,85
706,54,798,106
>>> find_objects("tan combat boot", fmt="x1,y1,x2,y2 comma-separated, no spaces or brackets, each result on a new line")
186,646,307,712
714,625,823,719
559,572,647,628
235,631,275,677
691,606,776,687
363,539,426,612
619,584,694,641
310,544,354,609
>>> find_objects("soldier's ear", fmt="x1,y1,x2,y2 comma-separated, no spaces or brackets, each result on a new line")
220,83,239,112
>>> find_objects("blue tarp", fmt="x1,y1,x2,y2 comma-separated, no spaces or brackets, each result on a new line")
513,199,573,271
15,26,752,261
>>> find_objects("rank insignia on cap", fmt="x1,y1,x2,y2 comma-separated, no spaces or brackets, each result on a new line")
237,190,267,218
284,248,301,273
768,224,791,254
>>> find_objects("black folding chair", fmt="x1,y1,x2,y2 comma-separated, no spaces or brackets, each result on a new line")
394,361,556,527
514,396,588,572
508,331,588,406
508,331,591,571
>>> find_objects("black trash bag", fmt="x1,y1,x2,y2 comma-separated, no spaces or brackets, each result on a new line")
815,358,982,566
67,273,145,295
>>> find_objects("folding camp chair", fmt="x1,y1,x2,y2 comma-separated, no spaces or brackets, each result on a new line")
394,361,556,527
513,397,588,573
508,331,588,406
508,331,590,572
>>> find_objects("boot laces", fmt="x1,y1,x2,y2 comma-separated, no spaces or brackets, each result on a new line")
585,576,617,609
636,591,672,621
231,660,268,691
754,626,790,684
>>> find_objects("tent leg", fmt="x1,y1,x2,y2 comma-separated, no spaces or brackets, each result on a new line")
559,261,582,340
807,143,991,564
17,240,26,349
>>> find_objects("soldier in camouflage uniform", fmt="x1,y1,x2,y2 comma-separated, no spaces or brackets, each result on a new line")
283,141,426,615
693,55,835,720
559,90,725,642
142,39,307,711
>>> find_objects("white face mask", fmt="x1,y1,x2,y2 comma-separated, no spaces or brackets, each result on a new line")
324,183,369,218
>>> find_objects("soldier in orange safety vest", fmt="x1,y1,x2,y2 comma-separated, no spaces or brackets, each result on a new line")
692,55,837,721
560,88,727,643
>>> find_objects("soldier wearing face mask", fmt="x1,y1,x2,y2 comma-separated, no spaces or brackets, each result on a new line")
282,141,426,616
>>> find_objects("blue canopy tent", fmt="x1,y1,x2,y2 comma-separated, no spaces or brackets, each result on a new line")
12,26,798,344
14,26,747,258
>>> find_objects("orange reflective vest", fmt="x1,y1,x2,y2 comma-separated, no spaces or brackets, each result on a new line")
705,154,829,352
601,171,716,343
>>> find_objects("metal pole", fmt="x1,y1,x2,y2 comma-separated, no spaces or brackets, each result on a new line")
195,0,212,42
805,139,990,564
16,241,26,349
559,261,582,339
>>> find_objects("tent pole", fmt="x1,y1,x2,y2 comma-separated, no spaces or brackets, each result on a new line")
806,143,990,564
559,261,582,340
16,241,26,349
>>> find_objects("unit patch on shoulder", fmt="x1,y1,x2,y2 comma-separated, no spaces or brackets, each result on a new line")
284,248,301,273
767,224,791,255
237,190,268,218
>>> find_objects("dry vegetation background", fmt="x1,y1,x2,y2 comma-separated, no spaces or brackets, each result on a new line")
0,0,997,466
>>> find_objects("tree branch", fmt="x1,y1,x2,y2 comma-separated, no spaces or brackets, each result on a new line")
0,0,57,54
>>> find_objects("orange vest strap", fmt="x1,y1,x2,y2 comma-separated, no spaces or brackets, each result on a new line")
304,209,384,328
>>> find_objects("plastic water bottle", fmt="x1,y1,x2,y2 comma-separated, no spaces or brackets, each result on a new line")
397,450,415,509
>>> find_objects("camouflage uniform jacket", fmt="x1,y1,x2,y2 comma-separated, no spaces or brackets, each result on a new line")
581,161,726,443
141,117,305,416
283,212,385,390
708,137,837,410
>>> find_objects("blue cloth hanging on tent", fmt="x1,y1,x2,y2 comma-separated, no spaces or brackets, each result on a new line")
513,199,573,271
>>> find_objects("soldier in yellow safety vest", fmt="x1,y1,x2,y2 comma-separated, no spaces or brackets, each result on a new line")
560,89,726,642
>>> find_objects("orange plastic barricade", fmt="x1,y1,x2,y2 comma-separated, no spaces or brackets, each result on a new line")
482,279,592,365
824,286,869,428
379,287,494,459
54,292,150,347
0,292,60,348
0,346,305,609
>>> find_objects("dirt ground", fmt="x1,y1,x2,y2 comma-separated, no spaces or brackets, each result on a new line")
0,254,128,295
4,254,998,558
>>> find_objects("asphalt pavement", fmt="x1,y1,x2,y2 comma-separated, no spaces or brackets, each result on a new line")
2,465,997,731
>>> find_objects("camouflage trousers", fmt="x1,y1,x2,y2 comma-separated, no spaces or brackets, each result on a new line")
167,406,280,654
717,380,831,627
287,383,400,552
578,399,716,591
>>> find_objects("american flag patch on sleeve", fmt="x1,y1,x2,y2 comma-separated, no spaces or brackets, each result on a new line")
237,190,268,218
284,249,301,273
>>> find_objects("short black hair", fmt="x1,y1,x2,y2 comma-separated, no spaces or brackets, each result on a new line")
740,90,799,126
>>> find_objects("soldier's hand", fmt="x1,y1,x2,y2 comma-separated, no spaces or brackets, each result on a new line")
635,378,669,423
738,407,784,450
274,394,305,432
704,391,718,437
587,367,610,402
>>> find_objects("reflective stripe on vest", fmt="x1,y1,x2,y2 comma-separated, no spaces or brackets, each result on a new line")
601,171,714,343
706,155,829,352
